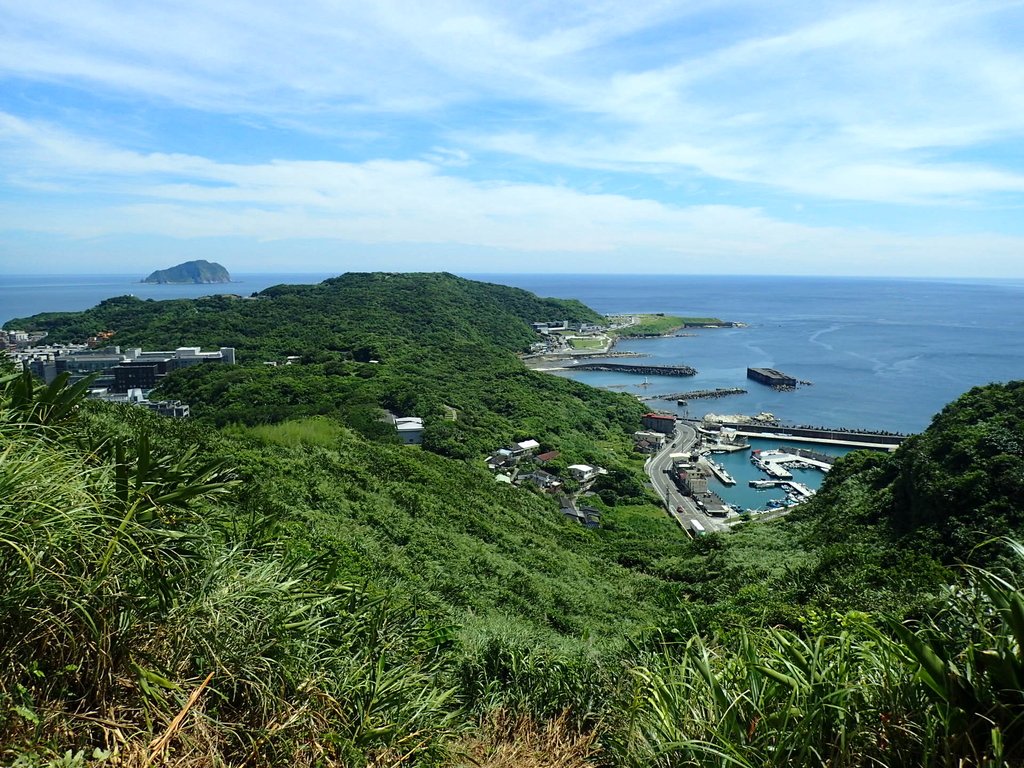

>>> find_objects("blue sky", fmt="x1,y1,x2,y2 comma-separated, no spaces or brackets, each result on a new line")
2,1,1024,277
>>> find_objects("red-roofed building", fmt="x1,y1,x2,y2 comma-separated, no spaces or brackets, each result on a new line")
642,412,677,434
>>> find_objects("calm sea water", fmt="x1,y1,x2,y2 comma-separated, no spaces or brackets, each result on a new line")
472,274,1024,435
713,437,851,511
0,273,334,324
4,272,1023,436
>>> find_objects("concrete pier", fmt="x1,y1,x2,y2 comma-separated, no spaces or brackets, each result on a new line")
699,456,736,485
747,367,797,387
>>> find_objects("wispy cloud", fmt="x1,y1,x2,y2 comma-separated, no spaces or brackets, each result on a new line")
2,114,1023,277
1,1,1024,274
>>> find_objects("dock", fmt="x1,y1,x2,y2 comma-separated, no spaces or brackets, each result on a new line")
699,456,736,485
751,448,832,481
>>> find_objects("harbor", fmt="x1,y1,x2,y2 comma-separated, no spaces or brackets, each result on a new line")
705,436,858,512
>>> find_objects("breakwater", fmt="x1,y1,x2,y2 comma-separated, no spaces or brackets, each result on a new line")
724,422,907,448
569,362,697,376
660,387,746,401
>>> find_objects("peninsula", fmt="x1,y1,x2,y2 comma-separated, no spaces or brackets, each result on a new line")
142,259,231,284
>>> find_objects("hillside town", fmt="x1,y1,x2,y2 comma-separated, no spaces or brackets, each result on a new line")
3,330,234,418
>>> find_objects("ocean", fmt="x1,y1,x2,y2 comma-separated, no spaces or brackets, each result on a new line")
0,273,335,323
4,272,1023,435
475,274,1024,435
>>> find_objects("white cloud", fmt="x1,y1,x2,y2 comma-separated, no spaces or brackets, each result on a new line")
2,115,1024,277
2,0,1024,268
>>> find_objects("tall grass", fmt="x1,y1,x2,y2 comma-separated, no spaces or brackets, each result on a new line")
0,374,460,765
224,417,348,448
623,547,1024,768
8,369,1024,767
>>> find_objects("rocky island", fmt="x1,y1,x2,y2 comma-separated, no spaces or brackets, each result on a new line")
142,259,231,284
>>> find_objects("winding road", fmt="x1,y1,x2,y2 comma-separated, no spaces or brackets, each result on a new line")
645,422,730,534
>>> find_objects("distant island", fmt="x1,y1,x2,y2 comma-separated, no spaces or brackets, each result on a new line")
142,260,231,284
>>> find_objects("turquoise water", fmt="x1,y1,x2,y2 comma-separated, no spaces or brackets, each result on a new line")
709,437,868,511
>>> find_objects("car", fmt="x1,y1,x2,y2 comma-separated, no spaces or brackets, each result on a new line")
676,505,684,513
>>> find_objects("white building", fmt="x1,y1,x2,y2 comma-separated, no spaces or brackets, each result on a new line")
395,416,424,445
568,464,597,482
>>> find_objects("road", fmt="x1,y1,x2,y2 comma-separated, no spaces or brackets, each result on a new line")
645,423,730,534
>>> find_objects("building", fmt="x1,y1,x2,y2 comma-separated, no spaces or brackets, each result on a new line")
11,343,236,386
674,465,709,496
747,367,797,388
515,439,540,454
568,464,597,482
634,430,668,452
642,412,677,434
394,416,424,444
86,387,191,418
113,361,165,392
560,498,601,528
518,469,561,491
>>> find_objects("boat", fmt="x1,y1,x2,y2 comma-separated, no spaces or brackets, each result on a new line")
749,479,775,488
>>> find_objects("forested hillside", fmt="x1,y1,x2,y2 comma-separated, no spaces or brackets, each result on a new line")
7,273,634,459
5,274,1024,766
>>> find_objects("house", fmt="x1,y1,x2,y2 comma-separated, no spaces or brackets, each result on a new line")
486,453,509,471
568,464,597,482
579,505,602,529
559,497,601,528
394,416,424,445
634,430,667,447
518,469,561,491
674,465,709,496
634,430,667,453
642,412,677,434
536,450,560,464
516,439,540,454
634,438,659,454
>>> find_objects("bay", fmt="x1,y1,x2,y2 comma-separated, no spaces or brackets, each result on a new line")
473,274,1024,435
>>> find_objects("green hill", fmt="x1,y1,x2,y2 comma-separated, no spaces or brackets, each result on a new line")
142,259,231,283
5,273,1024,766
5,272,630,458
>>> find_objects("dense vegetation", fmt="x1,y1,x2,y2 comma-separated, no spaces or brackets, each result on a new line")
4,273,1024,766
142,259,231,284
8,273,633,458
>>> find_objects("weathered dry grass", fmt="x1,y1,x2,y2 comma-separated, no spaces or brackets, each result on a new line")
451,710,601,768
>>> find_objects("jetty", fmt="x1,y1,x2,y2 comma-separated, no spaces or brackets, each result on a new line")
569,362,697,377
659,387,746,402
752,448,832,480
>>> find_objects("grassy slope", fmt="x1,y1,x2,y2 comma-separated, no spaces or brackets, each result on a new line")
610,315,726,337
